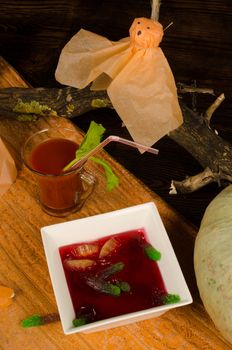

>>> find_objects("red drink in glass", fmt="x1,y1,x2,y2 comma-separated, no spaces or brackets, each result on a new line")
22,129,95,217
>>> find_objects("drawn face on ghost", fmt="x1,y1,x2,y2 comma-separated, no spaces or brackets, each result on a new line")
129,17,163,49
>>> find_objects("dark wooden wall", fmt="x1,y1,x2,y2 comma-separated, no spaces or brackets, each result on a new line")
1,0,232,226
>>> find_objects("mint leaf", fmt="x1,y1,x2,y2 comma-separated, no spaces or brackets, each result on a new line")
63,121,119,191
76,121,105,160
91,156,119,191
63,121,105,171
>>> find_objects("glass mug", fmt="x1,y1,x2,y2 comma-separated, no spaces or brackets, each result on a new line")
21,128,96,217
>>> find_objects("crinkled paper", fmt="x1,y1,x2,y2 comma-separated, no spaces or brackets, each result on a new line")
56,17,183,149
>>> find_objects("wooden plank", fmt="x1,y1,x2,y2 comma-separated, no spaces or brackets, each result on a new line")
0,56,230,349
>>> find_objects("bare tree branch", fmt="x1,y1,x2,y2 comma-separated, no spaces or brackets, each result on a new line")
204,93,225,124
169,167,218,194
0,85,231,194
177,83,215,96
150,0,161,21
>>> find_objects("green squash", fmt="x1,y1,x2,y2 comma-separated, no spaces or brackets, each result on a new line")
194,184,232,344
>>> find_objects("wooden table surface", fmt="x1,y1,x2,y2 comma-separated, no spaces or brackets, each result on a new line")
0,56,231,350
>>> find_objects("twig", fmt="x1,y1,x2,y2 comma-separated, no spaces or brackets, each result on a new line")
150,0,161,21
191,80,198,111
204,93,225,123
169,167,217,194
177,83,215,95
164,22,174,31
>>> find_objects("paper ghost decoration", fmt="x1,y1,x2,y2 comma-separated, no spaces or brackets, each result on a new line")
55,17,183,148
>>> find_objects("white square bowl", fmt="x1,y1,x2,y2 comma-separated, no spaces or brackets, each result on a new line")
41,202,192,334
